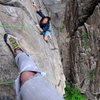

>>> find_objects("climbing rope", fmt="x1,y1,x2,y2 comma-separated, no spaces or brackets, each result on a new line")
0,25,40,33
0,24,57,50
0,81,15,85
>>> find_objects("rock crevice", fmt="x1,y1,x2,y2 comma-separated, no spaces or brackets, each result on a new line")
65,0,100,99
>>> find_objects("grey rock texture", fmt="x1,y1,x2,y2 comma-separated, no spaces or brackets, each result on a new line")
42,0,65,28
0,0,65,99
42,0,70,80
65,0,100,100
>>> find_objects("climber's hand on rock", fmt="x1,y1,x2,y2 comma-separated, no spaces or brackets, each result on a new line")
36,24,43,32
36,25,43,32
32,2,36,6
39,28,44,32
37,27,43,32
36,24,40,27
32,3,41,11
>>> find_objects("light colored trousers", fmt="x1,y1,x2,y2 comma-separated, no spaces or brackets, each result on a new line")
15,52,64,100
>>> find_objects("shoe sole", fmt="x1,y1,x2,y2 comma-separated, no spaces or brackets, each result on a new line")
4,33,15,57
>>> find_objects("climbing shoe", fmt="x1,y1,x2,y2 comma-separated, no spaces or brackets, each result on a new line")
45,40,49,43
4,33,23,57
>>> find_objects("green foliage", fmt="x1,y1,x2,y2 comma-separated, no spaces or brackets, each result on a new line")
64,84,87,100
81,33,90,40
87,71,94,80
81,33,90,48
60,25,65,31
81,42,88,48
81,32,97,48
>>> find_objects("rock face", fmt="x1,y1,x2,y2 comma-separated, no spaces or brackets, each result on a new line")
65,0,100,100
0,0,65,99
1,0,100,99
43,0,70,80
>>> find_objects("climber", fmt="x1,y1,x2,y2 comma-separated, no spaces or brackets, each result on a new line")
4,33,64,100
32,2,51,42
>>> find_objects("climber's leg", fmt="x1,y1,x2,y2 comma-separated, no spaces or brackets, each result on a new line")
4,33,39,72
15,50,64,100
15,50,38,84
4,33,38,72
20,74,64,100
43,36,48,41
15,51,39,73
4,33,64,100
15,50,43,100
4,33,41,99
43,31,50,41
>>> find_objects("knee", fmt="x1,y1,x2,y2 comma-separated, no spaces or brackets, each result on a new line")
21,71,36,85
43,36,48,41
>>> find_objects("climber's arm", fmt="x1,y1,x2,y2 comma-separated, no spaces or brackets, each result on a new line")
37,10,45,18
39,28,44,32
32,2,45,18
36,24,44,32
36,24,50,33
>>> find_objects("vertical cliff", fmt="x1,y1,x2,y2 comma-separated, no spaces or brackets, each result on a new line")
1,0,100,99
0,0,65,99
42,0,70,80
65,0,100,100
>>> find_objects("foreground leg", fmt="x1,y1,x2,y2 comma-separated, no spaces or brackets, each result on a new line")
15,51,42,100
15,50,37,84
4,33,64,100
21,76,64,100
4,33,38,79
4,33,40,99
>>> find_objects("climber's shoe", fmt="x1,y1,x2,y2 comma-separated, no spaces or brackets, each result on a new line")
45,40,49,43
4,33,23,57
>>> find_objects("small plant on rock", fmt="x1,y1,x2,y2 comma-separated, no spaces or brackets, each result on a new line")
64,83,87,100
60,25,65,31
81,33,90,48
87,71,94,80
